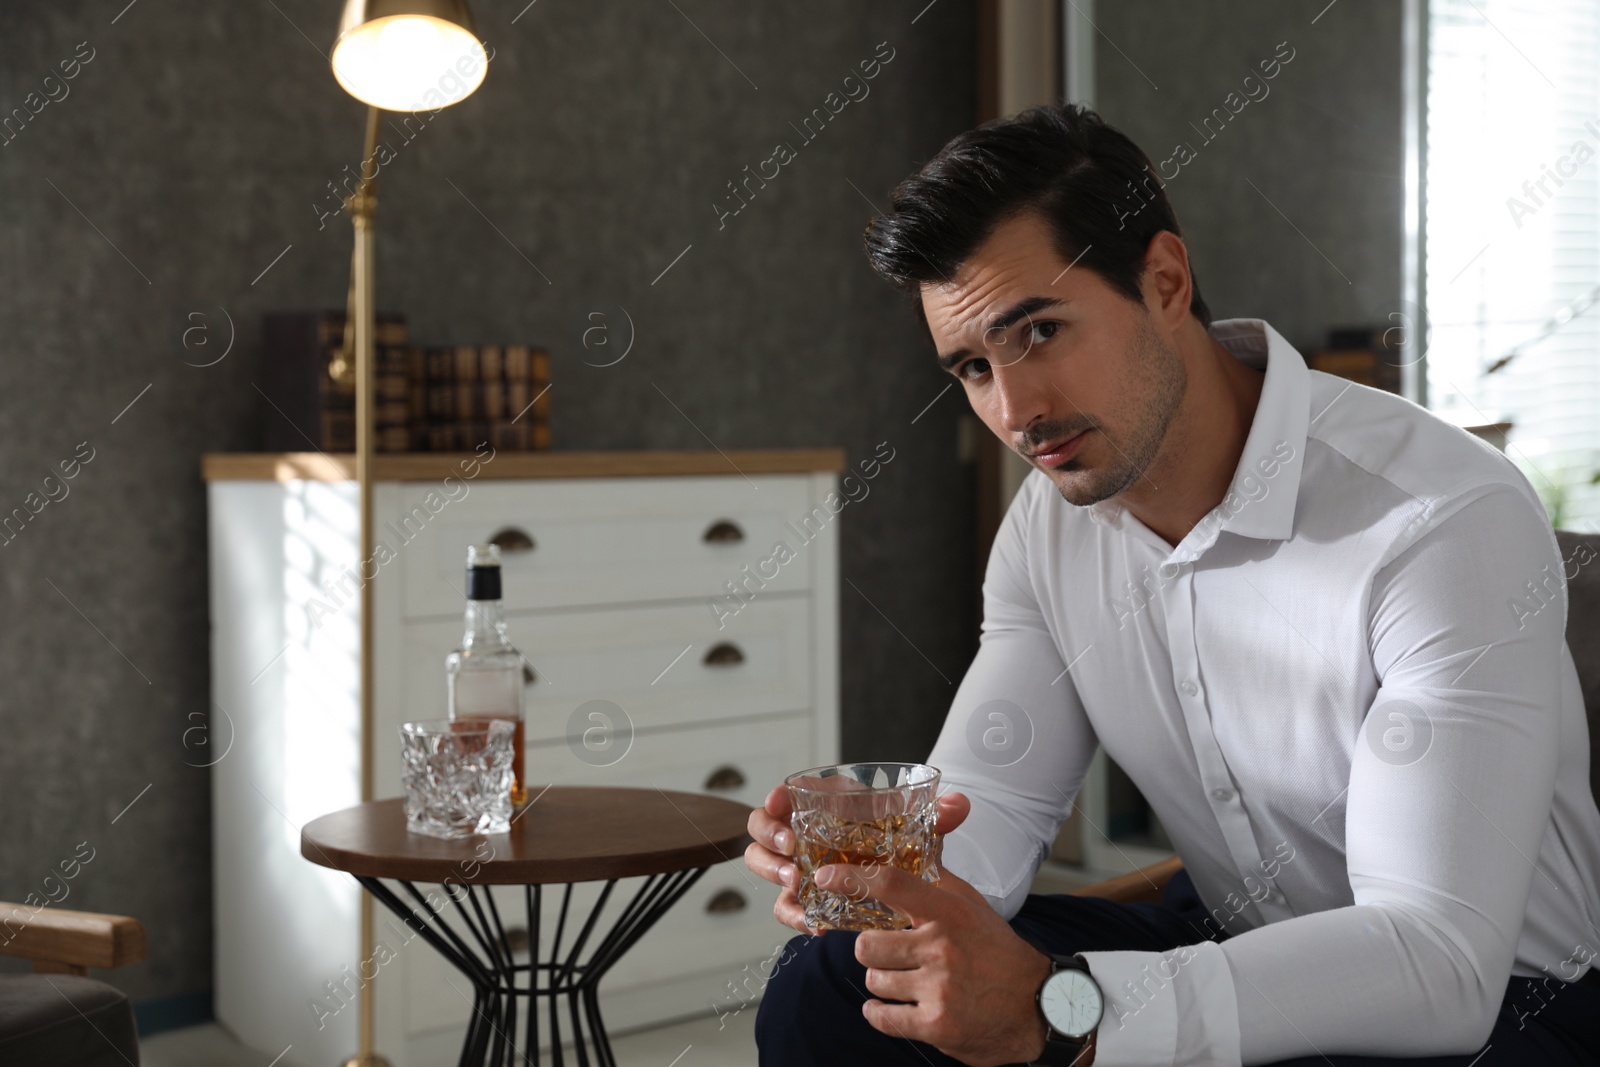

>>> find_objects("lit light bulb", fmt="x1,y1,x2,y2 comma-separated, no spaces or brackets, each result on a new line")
377,17,443,67
332,15,487,112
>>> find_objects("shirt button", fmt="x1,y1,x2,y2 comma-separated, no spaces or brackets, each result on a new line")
1180,680,1199,697
1158,562,1182,579
1211,787,1233,802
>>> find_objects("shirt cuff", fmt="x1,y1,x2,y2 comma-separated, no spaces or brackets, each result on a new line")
1080,942,1240,1066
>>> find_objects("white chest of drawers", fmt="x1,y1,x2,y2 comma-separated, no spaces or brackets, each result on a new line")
205,450,842,1066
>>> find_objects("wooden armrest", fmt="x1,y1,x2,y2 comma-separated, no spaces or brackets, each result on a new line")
1069,855,1184,905
0,901,146,974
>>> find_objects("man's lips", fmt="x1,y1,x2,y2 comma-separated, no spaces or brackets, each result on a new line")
1028,430,1089,466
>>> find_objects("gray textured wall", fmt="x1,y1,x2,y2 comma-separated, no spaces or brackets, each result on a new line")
1092,0,1405,354
0,0,1407,1020
0,0,977,1010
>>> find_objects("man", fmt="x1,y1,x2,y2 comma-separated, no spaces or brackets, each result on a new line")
743,105,1600,1065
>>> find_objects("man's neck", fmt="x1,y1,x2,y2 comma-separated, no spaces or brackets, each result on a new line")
1118,321,1266,547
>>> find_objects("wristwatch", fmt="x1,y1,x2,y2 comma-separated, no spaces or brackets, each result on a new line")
1032,952,1102,1066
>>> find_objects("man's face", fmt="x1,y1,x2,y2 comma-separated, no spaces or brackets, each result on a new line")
921,211,1187,507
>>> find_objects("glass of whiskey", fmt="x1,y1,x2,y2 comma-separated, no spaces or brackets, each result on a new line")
399,718,516,838
785,762,943,931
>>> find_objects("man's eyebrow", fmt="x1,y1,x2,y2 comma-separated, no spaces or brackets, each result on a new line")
934,295,1066,371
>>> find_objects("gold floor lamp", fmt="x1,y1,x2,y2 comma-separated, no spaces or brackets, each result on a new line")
328,2,488,1063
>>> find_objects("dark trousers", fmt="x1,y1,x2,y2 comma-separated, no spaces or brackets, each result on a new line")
753,870,1600,1066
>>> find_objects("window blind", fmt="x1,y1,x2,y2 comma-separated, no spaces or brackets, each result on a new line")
1426,0,1600,529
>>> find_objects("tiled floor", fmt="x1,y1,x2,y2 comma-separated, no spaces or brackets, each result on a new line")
141,1005,759,1067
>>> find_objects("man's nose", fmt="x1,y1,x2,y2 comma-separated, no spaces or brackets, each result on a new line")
989,355,1050,438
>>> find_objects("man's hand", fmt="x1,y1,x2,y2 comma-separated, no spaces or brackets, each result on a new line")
819,860,1054,1067
743,785,973,936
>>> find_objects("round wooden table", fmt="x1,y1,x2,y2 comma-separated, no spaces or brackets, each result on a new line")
301,787,752,1067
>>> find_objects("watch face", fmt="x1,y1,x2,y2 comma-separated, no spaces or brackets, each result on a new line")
1041,969,1103,1038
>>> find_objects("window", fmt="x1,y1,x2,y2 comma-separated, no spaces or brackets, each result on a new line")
1425,0,1600,529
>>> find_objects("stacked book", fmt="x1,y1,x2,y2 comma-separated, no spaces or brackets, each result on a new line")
262,310,408,453
261,311,550,453
414,344,551,452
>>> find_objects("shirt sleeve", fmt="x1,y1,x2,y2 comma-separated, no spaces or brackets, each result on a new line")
1084,484,1568,1065
925,474,1099,921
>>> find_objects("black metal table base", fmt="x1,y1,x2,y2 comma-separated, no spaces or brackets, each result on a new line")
357,866,708,1067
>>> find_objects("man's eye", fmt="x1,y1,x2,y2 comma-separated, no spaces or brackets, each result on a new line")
958,358,991,381
1027,321,1060,345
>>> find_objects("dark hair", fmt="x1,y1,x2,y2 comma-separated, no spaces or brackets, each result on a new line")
863,104,1211,326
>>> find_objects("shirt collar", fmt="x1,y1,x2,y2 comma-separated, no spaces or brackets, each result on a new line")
1184,317,1309,550
1084,318,1309,551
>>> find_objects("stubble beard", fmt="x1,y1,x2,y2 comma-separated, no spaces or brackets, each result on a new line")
1045,315,1187,508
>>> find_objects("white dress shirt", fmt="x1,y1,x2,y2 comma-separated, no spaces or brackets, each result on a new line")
927,318,1600,1065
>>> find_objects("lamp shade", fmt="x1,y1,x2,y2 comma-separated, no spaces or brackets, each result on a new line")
331,0,487,112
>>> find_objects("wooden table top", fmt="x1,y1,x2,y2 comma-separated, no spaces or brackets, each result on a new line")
300,788,753,885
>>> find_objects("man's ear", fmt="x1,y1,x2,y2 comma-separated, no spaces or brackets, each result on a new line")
1141,230,1194,332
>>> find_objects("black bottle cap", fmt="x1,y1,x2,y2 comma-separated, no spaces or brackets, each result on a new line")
466,543,502,601
467,566,501,601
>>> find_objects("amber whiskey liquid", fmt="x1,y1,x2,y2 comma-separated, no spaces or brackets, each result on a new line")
791,810,941,931
455,716,527,807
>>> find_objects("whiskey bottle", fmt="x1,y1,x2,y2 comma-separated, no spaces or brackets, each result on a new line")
446,543,527,807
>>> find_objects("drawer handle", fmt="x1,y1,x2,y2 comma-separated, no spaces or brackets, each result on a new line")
703,765,746,792
504,926,530,955
489,527,536,553
702,519,744,544
523,664,537,686
703,642,744,667
705,888,747,915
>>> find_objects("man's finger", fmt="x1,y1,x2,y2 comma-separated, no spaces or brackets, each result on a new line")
854,927,927,970
774,895,808,933
764,783,793,820
934,790,970,836
749,798,794,856
816,862,951,925
774,886,833,936
862,998,928,1044
862,964,921,1004
743,840,796,888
